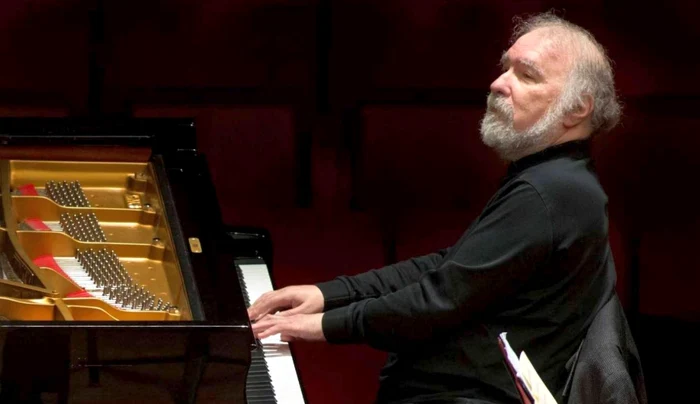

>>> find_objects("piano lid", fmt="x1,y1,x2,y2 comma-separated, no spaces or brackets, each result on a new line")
0,117,197,158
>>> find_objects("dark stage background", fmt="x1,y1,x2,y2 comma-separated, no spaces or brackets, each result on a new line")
0,1,697,402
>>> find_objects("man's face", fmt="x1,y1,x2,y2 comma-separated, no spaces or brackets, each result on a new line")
480,28,572,160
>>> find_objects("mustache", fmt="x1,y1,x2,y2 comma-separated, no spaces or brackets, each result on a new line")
486,93,513,119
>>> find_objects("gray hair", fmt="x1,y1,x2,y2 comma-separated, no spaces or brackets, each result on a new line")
511,12,621,134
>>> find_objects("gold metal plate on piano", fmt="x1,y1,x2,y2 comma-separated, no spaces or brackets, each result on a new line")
124,193,143,209
188,237,202,253
0,160,193,321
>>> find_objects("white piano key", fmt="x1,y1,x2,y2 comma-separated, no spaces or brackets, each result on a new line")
239,263,306,404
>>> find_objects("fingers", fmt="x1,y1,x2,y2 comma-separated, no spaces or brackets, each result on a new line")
251,313,325,342
257,325,283,340
281,334,297,342
276,303,308,317
247,285,323,321
247,291,274,320
248,289,292,320
251,313,283,332
252,314,293,339
250,313,274,333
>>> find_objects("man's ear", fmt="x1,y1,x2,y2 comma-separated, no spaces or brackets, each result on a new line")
563,94,594,128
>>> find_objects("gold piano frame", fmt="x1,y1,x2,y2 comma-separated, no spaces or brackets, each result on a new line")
0,159,194,321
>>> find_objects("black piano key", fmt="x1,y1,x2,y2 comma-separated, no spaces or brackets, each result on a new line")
245,341,276,402
236,265,253,308
246,388,276,395
236,265,282,403
247,374,274,383
246,354,276,401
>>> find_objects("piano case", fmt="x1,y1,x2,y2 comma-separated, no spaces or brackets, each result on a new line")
0,118,264,403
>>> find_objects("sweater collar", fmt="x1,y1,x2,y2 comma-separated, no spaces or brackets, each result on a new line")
506,139,592,177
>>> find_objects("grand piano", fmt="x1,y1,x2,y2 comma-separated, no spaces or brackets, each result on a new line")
0,118,304,403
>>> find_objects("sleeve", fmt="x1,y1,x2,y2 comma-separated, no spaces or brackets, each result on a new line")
316,248,451,311
321,181,553,352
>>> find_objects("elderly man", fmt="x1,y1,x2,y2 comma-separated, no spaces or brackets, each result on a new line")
249,12,621,403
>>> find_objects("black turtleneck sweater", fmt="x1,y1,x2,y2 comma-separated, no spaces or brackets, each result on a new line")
316,140,616,403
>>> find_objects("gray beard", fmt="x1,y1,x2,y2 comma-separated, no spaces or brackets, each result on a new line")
480,93,564,161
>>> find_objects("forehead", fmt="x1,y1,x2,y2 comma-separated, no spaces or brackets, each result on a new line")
505,29,571,77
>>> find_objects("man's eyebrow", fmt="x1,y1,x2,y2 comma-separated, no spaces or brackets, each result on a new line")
499,51,509,68
499,52,545,77
518,58,545,77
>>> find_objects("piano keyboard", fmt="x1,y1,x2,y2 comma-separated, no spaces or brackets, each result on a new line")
237,262,306,404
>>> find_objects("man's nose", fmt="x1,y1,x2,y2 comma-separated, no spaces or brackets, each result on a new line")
490,72,510,97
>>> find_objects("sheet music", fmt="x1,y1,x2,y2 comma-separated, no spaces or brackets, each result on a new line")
498,332,557,404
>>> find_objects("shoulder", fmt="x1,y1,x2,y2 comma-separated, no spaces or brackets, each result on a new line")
515,156,609,241
485,177,547,215
479,178,551,235
518,156,608,211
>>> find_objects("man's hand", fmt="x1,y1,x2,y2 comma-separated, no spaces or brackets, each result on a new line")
247,285,324,321
252,313,325,342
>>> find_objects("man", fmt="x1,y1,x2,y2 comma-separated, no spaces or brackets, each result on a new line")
249,12,621,403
